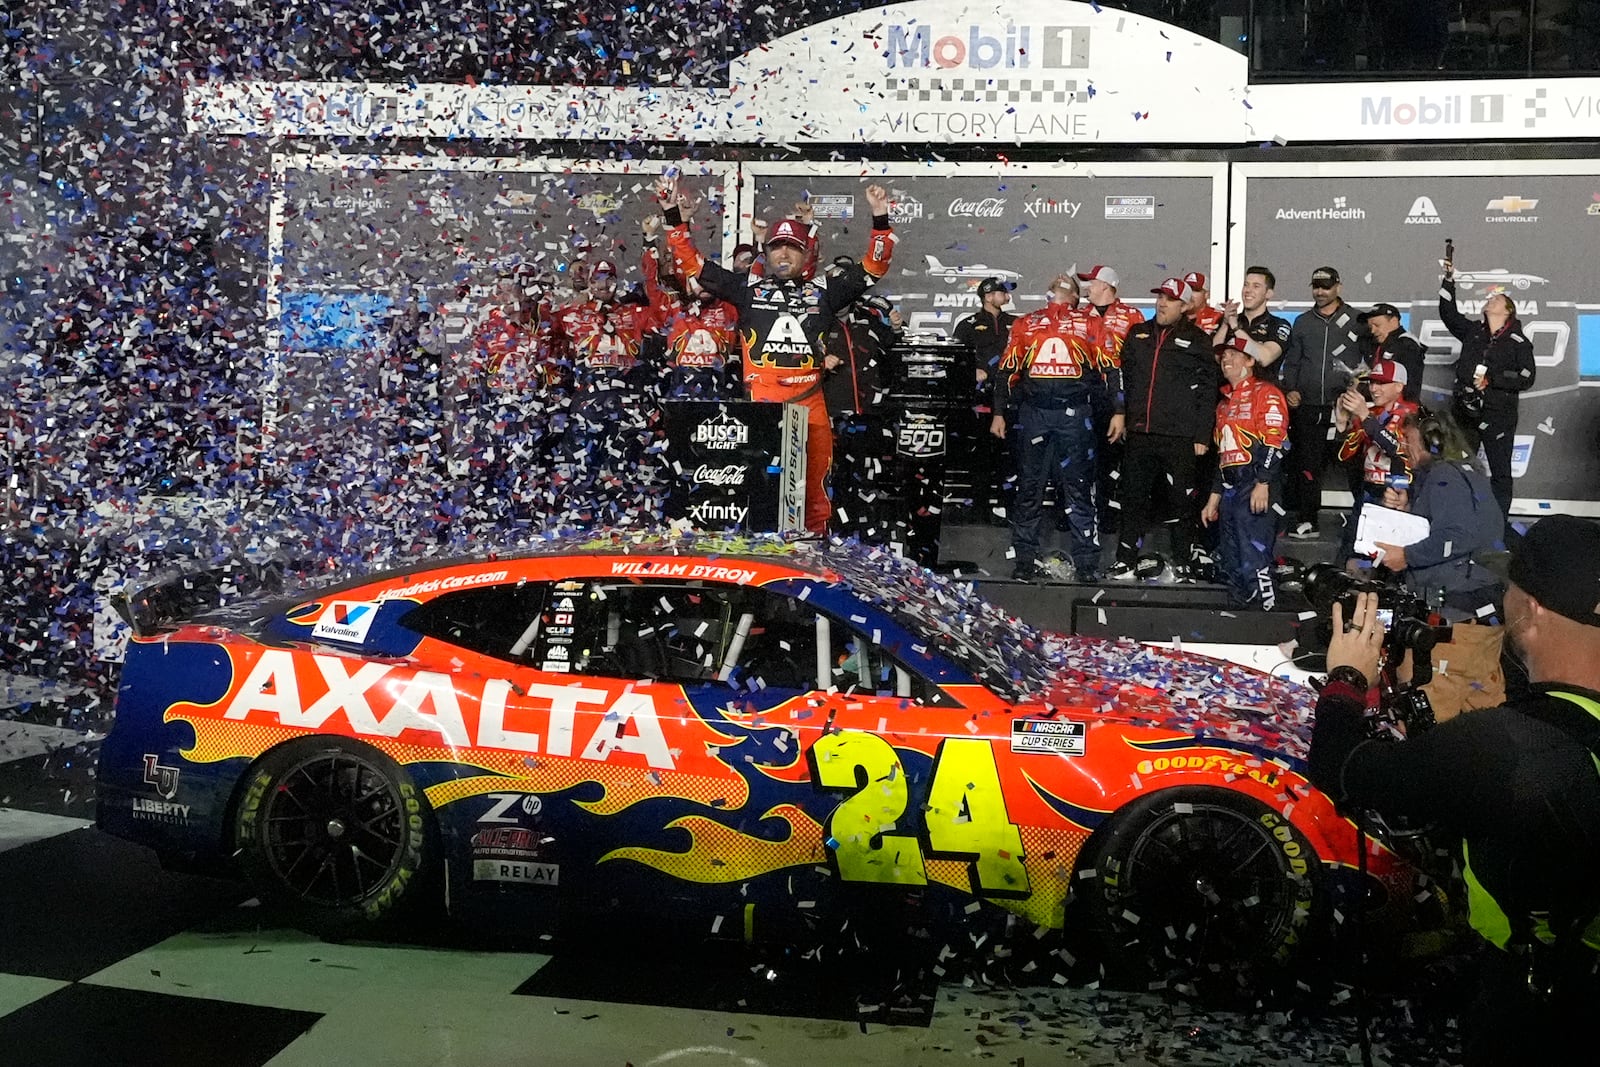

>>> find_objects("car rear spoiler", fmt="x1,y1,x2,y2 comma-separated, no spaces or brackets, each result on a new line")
112,561,289,639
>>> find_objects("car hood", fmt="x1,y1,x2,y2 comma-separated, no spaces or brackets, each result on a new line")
1032,634,1317,764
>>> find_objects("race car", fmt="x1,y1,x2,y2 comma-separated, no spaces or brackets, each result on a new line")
97,532,1424,986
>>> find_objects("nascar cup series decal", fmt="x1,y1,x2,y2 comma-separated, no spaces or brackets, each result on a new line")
311,600,380,643
1011,719,1087,756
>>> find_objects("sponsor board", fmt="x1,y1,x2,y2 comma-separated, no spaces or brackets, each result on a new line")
809,194,854,219
947,196,1006,218
1486,195,1539,223
473,859,560,885
688,500,750,526
1010,718,1086,755
693,464,747,487
1105,195,1156,220
1404,196,1443,225
1275,196,1366,222
691,412,750,450
1512,435,1536,478
889,192,925,223
311,600,380,643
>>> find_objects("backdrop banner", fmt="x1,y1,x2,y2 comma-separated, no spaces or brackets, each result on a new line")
1231,161,1600,513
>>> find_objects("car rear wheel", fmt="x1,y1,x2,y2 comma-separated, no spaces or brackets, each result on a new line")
1083,787,1318,998
234,737,436,938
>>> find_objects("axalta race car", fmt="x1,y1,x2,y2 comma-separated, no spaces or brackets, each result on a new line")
97,532,1433,994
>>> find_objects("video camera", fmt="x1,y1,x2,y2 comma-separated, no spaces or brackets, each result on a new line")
1300,564,1454,733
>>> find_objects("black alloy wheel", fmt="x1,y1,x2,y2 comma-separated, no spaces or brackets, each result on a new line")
235,738,434,936
1087,788,1317,996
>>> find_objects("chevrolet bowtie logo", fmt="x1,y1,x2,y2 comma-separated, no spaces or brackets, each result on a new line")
1486,195,1539,213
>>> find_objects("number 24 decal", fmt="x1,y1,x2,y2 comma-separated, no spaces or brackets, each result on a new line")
809,731,1030,899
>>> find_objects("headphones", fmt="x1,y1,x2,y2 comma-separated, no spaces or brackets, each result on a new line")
1414,406,1447,456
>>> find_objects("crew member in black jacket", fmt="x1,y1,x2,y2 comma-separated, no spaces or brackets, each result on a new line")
1110,278,1222,581
1440,266,1536,524
953,277,1019,523
1358,302,1426,404
1308,515,1600,1066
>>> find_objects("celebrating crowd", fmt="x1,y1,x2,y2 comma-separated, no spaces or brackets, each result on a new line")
405,178,1535,618
969,255,1534,612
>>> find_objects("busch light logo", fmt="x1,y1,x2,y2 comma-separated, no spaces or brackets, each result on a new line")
889,191,924,224
947,197,1006,218
691,412,750,450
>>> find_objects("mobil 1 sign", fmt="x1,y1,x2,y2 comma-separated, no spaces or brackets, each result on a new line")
1240,170,1600,507
743,164,1223,338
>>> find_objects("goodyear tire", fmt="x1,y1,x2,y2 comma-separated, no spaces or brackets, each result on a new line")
234,737,436,938
1083,787,1318,999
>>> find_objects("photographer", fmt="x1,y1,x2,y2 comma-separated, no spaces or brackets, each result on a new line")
1308,516,1600,1066
1370,408,1508,717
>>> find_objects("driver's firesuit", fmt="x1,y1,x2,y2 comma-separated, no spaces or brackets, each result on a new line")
1210,374,1289,608
666,209,896,533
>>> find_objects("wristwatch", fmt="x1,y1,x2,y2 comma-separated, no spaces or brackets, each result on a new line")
1326,665,1370,690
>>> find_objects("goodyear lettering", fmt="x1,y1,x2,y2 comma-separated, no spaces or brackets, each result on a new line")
1135,752,1280,787
217,650,676,769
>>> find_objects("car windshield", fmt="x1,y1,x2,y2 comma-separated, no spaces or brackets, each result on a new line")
785,541,1058,701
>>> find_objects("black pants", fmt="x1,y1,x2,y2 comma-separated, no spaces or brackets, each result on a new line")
1465,943,1599,1066
1286,404,1336,526
1116,433,1203,567
1464,406,1518,523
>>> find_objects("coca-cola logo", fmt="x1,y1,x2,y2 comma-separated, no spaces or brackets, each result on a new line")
946,197,1006,218
693,464,747,487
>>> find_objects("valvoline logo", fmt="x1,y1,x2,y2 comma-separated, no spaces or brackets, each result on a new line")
311,600,380,644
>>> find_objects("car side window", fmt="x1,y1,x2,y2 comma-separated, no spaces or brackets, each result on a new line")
817,613,954,706
397,582,551,663
572,582,740,685
570,582,823,691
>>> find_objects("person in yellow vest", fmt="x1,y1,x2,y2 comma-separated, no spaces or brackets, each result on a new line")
1310,515,1600,1066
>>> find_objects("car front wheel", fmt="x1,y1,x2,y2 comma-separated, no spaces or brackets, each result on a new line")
234,737,436,938
1083,787,1318,998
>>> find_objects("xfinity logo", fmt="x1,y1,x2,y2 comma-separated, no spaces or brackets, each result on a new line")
1486,195,1539,223
688,500,749,525
1275,196,1366,222
948,197,1006,218
1404,196,1443,225
693,464,746,487
1023,198,1080,218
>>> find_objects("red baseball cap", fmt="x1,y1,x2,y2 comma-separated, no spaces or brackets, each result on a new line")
1183,271,1208,291
589,258,619,278
1367,358,1408,386
1152,278,1193,302
765,219,810,250
1076,264,1120,288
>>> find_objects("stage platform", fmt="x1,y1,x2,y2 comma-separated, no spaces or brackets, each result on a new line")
934,517,1347,646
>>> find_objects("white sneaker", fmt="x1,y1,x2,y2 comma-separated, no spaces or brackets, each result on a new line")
1109,562,1136,581
1287,522,1318,540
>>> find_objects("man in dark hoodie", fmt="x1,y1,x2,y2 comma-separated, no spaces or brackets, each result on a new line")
1279,266,1365,540
1110,277,1221,581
